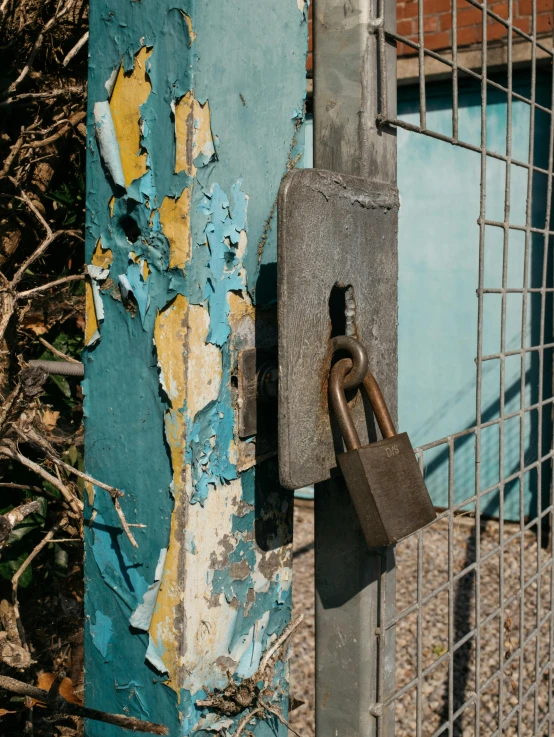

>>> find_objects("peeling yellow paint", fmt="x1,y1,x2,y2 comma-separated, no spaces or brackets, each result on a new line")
108,196,115,217
187,305,222,418
154,294,188,409
109,46,152,187
91,239,113,269
227,289,254,326
150,297,225,691
179,10,196,44
85,480,95,507
159,187,192,270
85,280,99,347
174,92,215,176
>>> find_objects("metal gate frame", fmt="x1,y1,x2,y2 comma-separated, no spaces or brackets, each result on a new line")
314,1,554,736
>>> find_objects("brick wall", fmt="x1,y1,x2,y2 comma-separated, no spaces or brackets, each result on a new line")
306,0,552,70
397,0,552,56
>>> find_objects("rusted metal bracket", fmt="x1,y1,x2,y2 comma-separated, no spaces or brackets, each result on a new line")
237,346,277,442
277,167,399,491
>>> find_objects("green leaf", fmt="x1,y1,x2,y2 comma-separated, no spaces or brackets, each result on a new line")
66,446,79,466
49,373,71,398
0,552,33,587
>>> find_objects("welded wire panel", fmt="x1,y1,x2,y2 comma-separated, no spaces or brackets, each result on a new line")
373,1,554,736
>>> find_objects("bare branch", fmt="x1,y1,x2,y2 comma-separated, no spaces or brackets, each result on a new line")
12,519,66,646
260,614,304,673
0,500,42,549
6,0,77,95
34,336,81,364
22,112,86,149
1,134,24,178
47,455,139,548
0,675,169,734
0,447,83,515
62,31,89,66
0,87,84,107
17,273,85,299
258,700,303,737
234,707,263,737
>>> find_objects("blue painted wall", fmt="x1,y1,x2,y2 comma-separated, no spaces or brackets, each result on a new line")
84,1,307,734
397,71,553,520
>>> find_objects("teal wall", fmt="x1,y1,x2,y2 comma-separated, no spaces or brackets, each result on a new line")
84,1,307,735
397,71,553,520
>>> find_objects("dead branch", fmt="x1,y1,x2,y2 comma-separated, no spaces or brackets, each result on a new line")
46,454,138,548
12,517,67,648
0,674,169,734
22,111,86,149
233,707,263,737
0,446,83,516
0,599,32,669
197,614,304,730
35,336,81,363
6,0,77,96
258,699,303,737
17,273,84,299
62,31,88,66
260,614,304,673
0,86,84,107
0,499,42,549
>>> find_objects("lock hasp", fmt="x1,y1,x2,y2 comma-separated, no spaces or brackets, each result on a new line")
337,432,436,548
277,168,399,490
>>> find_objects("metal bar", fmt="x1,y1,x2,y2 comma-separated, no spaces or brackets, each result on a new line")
313,0,397,735
385,32,553,114
379,1,553,733
383,116,554,176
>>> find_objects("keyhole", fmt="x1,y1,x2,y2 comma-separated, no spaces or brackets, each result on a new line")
329,283,354,338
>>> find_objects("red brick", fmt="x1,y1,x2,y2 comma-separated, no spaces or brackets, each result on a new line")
536,11,553,32
513,16,531,32
425,29,452,48
426,0,452,13
424,15,439,30
398,18,416,35
402,1,420,19
457,6,485,26
439,11,454,29
487,19,509,39
457,24,481,44
490,2,509,19
519,0,552,15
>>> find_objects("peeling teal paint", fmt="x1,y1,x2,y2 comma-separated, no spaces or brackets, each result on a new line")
85,0,306,735
90,611,113,660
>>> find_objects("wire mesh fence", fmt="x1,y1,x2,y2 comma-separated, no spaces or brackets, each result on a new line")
374,1,554,735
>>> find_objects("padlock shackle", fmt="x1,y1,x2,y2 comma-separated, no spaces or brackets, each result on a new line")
329,358,396,451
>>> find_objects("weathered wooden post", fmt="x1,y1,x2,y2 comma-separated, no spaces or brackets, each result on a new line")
84,2,307,733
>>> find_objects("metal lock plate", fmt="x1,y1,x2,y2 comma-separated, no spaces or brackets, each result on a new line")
277,168,399,490
338,432,436,548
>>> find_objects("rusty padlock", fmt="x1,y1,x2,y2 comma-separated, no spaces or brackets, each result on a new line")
329,357,436,548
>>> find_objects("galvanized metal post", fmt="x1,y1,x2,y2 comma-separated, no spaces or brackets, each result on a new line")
313,1,398,736
84,2,307,734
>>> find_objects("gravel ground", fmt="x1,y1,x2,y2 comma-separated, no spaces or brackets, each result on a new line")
289,501,553,737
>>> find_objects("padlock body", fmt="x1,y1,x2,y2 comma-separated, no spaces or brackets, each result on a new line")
337,432,436,548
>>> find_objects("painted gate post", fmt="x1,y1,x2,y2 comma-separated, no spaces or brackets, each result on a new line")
84,3,307,734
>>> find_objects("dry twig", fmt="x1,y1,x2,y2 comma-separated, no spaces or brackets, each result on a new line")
0,674,168,734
